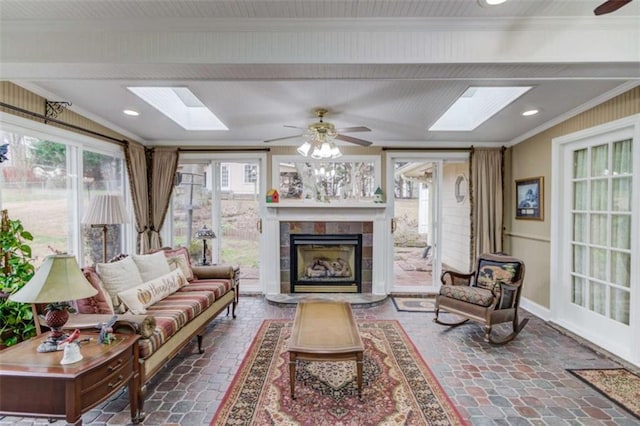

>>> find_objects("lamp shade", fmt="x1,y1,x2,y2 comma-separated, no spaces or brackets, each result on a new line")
9,255,98,304
194,225,216,240
82,194,127,225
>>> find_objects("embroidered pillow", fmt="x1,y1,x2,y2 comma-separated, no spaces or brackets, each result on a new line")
75,267,115,314
132,251,171,282
117,268,188,314
160,247,195,281
476,260,520,292
96,256,144,309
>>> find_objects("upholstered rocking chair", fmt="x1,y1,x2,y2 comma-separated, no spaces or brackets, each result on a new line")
434,253,528,345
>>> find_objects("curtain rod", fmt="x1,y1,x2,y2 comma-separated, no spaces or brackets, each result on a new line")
382,147,471,152
0,101,129,146
178,147,270,153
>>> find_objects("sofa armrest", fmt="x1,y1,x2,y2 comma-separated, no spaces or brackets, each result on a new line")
192,265,236,280
64,313,157,338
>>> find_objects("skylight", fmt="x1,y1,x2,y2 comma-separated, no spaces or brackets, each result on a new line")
127,87,228,131
429,86,532,131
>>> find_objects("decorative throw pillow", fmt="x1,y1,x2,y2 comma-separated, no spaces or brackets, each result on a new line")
132,251,171,282
96,256,144,307
161,247,195,281
476,260,520,292
117,268,188,314
75,267,115,315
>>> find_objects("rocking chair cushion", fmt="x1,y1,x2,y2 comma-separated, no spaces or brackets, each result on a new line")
439,285,495,307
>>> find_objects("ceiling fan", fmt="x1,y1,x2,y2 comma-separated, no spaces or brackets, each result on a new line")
594,0,633,15
264,108,372,147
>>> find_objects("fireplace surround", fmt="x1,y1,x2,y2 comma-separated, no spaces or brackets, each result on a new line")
263,202,387,295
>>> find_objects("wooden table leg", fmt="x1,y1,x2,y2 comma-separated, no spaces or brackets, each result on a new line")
356,352,363,398
289,352,297,399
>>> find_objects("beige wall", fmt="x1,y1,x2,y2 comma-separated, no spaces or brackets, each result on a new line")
0,82,137,146
507,86,640,308
442,162,470,272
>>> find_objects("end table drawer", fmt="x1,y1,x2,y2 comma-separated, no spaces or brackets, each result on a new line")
80,352,133,389
81,358,135,408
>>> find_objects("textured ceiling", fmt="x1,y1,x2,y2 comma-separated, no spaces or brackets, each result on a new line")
1,0,639,147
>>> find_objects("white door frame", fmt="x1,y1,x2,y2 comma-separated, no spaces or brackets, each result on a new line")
385,151,468,294
179,151,268,293
551,114,640,366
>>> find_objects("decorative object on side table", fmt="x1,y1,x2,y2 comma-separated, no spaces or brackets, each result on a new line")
59,328,83,364
98,315,118,344
9,254,98,352
82,194,128,263
194,224,216,266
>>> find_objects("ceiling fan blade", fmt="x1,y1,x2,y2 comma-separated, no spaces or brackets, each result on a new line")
264,134,304,143
336,134,372,147
334,126,371,133
594,0,632,15
283,125,306,130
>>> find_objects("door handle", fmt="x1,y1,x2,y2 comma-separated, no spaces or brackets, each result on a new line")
391,218,396,234
256,218,262,234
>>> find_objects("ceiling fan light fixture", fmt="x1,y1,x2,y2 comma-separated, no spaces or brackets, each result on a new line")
297,141,312,156
478,0,508,6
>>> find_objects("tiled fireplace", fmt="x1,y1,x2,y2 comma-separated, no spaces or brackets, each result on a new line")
263,203,388,295
280,222,372,293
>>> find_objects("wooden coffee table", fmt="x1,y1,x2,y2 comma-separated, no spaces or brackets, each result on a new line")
0,332,140,425
287,300,364,399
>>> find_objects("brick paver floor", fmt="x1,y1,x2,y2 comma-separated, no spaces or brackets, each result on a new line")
1,295,637,425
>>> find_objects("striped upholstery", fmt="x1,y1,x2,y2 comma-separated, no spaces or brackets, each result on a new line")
178,279,232,299
137,289,218,359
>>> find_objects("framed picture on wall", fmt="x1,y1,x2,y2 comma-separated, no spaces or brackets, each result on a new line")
515,176,544,220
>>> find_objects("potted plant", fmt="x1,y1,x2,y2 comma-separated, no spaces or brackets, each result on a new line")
0,209,37,348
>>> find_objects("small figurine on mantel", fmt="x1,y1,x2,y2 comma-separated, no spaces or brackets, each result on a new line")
266,189,280,203
374,187,385,203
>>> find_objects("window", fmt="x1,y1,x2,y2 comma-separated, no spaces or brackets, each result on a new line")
0,123,128,267
82,150,126,265
551,114,638,365
221,164,230,190
244,164,257,184
171,163,211,259
571,139,632,324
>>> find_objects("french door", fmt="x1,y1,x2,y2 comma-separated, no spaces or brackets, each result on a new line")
551,115,639,365
170,152,267,293
386,152,470,294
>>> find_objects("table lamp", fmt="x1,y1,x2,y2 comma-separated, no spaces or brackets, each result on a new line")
194,225,216,266
9,254,98,352
82,194,127,263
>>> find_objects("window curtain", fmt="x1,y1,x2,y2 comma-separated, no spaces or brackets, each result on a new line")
148,147,179,250
125,142,151,254
469,147,504,262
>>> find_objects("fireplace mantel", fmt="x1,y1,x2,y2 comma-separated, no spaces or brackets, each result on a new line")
262,203,390,296
265,201,386,209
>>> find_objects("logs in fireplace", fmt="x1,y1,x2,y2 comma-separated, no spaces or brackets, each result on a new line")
290,234,362,293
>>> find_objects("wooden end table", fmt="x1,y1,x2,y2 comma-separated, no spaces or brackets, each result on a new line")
287,300,364,399
0,332,140,425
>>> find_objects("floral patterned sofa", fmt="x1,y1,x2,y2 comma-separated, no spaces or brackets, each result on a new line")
67,247,239,421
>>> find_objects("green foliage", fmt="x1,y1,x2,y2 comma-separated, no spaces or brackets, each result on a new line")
32,140,65,167
0,210,37,347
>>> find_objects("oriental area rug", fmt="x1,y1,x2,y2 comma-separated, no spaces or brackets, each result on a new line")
567,368,640,420
212,320,465,425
